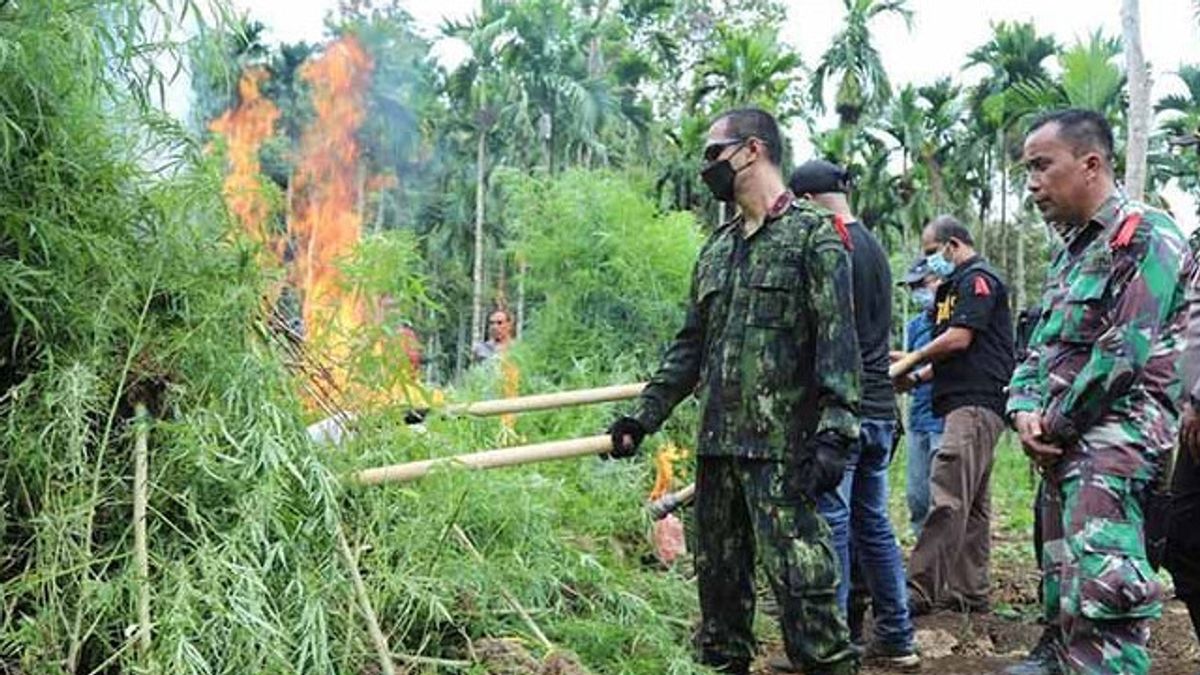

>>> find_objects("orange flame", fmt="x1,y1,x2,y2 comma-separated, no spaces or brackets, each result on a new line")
650,442,688,500
288,35,374,404
208,68,280,247
500,353,520,430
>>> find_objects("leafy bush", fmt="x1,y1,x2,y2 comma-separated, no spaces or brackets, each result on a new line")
498,169,702,386
0,6,711,671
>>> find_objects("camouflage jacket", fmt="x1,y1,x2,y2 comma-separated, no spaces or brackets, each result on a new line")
1180,229,1200,404
1006,193,1192,477
632,194,861,460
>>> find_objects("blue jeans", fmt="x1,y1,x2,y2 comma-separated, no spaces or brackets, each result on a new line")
817,419,914,650
906,430,943,537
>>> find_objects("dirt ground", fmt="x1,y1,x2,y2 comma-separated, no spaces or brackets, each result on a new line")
755,536,1200,675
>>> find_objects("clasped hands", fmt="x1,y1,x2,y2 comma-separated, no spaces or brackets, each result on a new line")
1012,411,1062,470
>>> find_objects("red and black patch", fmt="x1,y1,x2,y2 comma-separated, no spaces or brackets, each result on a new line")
1110,212,1143,250
973,275,991,297
832,213,854,251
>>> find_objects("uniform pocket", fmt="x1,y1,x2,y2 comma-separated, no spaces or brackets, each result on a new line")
1059,276,1109,344
1076,520,1163,620
747,265,801,328
695,261,724,309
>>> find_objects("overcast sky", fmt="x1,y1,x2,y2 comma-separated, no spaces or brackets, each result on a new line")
229,0,1200,228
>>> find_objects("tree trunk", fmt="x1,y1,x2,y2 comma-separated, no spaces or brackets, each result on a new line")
1122,0,1151,200
998,127,1009,278
516,255,527,338
455,308,467,380
978,145,990,257
471,129,487,347
1015,216,1026,311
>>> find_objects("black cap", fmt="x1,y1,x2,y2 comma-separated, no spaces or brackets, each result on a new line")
899,258,933,286
788,159,851,195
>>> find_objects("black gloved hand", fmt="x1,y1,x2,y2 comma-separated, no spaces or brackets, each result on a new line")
798,431,850,499
605,416,647,459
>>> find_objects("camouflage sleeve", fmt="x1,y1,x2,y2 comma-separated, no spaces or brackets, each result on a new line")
631,265,705,432
1007,303,1051,419
807,235,861,442
1005,346,1042,419
1045,225,1187,440
1184,253,1200,404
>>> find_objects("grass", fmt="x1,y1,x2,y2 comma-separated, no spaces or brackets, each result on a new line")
888,430,1039,543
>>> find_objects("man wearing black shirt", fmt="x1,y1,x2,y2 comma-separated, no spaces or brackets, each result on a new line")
890,215,1014,615
789,161,917,670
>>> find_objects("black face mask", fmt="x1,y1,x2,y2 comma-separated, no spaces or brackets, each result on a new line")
700,143,749,203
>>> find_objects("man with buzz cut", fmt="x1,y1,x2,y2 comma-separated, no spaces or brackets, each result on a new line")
607,108,861,675
786,159,918,671
889,215,1014,618
1006,108,1192,675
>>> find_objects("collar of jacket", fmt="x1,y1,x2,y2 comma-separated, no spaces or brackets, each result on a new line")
1058,190,1128,251
726,190,798,235
945,254,985,284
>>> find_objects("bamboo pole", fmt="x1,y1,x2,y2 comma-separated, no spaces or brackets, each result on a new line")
354,435,613,486
335,520,398,675
451,524,553,651
445,382,645,418
647,483,696,520
132,403,151,659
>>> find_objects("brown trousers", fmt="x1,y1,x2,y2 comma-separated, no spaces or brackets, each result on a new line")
907,405,1005,609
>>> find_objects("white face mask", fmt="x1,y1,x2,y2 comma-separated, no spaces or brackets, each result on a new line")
913,287,934,309
925,245,956,277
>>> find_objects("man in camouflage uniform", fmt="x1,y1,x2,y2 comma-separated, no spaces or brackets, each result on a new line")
1006,109,1191,675
1166,230,1200,647
608,108,861,675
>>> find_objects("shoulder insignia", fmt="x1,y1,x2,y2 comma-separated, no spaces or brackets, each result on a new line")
973,275,991,297
832,213,854,251
1109,212,1143,250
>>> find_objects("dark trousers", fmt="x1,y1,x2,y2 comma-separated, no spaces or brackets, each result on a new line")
694,456,857,674
1167,445,1200,642
907,406,1004,609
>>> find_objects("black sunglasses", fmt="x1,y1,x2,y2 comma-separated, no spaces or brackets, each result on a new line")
703,138,745,163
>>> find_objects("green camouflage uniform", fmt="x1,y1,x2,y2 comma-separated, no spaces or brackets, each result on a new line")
1007,193,1192,674
632,194,860,674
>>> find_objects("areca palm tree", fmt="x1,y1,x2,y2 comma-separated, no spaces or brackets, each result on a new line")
965,20,1059,299
691,24,804,115
1157,65,1200,211
1005,31,1125,125
1158,65,1200,140
1121,0,1150,199
811,0,912,126
443,1,520,346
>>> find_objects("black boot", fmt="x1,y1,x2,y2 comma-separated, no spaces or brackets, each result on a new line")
699,650,750,675
1186,597,1200,644
1003,624,1062,675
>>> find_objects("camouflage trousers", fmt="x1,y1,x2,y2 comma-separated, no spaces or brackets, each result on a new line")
1040,462,1164,675
693,456,858,674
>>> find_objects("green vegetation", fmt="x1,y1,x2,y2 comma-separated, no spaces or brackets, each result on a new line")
0,0,1196,673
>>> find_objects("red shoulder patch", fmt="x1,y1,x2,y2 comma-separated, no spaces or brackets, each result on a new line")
833,214,854,251
1110,212,1143,249
973,275,991,297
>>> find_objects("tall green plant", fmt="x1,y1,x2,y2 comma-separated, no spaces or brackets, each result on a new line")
498,169,701,385
0,3,367,672
811,0,912,126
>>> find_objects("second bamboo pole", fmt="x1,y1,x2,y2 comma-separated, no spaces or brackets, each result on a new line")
132,403,151,659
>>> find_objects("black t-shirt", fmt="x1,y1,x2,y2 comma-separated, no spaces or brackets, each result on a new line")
931,256,1015,417
847,220,896,420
